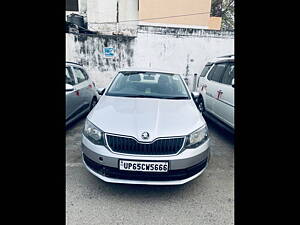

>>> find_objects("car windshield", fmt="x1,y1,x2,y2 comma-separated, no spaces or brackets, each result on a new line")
106,72,190,99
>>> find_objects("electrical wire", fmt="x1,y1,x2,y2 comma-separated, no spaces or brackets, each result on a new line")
89,11,211,25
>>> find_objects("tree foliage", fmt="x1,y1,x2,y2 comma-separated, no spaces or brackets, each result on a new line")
211,0,234,31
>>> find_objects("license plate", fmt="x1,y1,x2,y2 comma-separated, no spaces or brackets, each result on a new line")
119,160,168,172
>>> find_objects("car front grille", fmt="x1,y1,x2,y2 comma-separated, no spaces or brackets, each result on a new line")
106,134,185,155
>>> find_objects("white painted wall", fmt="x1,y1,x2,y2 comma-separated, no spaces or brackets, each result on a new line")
66,33,136,87
86,0,138,35
66,26,234,89
79,0,87,14
87,0,117,24
119,0,139,21
133,33,233,76
132,31,233,89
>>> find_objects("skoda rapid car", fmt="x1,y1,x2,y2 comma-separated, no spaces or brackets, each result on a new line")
81,69,210,185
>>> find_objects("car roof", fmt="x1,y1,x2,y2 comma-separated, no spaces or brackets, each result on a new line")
205,55,234,65
66,62,83,67
117,68,180,75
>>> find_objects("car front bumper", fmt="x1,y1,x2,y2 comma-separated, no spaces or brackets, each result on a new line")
81,135,210,185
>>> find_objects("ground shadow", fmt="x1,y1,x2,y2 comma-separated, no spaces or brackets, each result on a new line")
85,169,209,203
205,116,234,145
66,115,87,132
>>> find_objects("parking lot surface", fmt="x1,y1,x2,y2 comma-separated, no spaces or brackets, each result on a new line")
66,116,234,225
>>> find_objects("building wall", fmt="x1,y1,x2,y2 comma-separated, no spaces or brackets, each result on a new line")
87,0,116,24
119,0,139,22
66,33,135,87
208,17,222,30
134,25,233,79
66,25,234,89
69,0,222,32
86,0,139,35
66,0,87,17
139,0,212,28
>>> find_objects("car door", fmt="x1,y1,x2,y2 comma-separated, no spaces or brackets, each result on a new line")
79,67,96,103
71,66,91,113
205,63,227,113
197,63,212,93
213,63,234,128
66,66,81,122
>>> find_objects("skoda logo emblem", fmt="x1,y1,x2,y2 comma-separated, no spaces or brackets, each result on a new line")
141,132,150,140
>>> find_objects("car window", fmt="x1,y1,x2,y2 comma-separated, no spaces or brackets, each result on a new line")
209,63,227,82
221,63,234,85
200,65,211,77
106,72,190,99
197,65,212,87
73,67,87,83
207,65,216,80
80,68,90,80
66,67,76,85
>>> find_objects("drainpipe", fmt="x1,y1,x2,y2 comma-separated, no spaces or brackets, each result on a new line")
193,73,198,91
116,0,119,24
116,0,120,68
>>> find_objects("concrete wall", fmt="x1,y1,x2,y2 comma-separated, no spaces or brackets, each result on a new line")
66,25,234,89
66,33,136,87
87,0,139,35
87,0,117,24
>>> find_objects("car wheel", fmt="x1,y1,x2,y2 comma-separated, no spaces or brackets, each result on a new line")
90,97,97,111
198,96,205,112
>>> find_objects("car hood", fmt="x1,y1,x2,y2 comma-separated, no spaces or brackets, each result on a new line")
88,95,206,142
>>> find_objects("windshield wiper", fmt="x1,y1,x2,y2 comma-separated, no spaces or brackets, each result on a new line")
121,95,158,98
110,94,189,99
159,96,189,99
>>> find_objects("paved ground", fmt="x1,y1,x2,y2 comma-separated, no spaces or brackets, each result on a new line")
66,115,234,225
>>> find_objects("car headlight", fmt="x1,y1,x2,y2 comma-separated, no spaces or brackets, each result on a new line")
83,120,105,145
185,125,208,148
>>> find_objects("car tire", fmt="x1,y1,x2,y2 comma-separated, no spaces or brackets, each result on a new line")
90,97,97,111
198,96,205,113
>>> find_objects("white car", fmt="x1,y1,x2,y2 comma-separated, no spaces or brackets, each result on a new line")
81,69,210,185
196,55,234,132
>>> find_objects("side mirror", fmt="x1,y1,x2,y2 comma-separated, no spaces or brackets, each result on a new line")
231,78,235,88
66,84,74,92
97,88,106,95
191,92,200,103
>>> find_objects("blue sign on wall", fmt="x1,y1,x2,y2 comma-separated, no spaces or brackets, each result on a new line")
103,47,115,58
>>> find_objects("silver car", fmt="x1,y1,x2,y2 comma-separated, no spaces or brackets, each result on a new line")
66,62,100,126
81,69,210,185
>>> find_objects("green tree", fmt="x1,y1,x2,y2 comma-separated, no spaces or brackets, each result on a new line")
211,0,234,31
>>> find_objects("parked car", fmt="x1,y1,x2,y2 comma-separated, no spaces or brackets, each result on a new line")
66,62,100,126
195,55,234,132
81,69,210,185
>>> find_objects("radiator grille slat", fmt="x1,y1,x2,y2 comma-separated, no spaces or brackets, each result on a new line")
106,135,184,155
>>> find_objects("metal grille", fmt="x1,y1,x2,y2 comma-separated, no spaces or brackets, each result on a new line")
106,135,185,155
